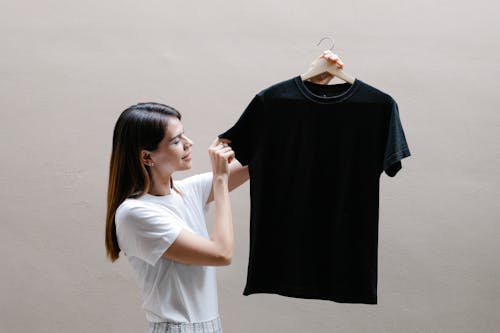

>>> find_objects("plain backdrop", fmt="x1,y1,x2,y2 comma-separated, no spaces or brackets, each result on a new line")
1,1,499,332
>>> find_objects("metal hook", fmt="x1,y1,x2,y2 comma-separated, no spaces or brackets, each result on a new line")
316,37,334,51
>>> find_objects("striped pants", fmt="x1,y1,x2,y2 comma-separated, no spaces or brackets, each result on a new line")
148,316,223,333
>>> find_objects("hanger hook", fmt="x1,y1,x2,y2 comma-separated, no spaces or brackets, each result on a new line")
317,37,334,51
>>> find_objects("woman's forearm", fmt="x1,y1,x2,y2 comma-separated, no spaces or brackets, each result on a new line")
210,174,234,262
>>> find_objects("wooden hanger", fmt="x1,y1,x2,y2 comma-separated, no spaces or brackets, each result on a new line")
300,37,355,84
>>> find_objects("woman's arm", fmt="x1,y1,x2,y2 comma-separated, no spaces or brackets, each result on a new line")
206,158,248,205
163,174,233,266
162,138,235,266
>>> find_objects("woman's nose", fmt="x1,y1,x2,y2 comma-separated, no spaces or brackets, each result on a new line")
184,136,193,146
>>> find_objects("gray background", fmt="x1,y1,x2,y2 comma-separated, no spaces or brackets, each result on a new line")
1,0,499,332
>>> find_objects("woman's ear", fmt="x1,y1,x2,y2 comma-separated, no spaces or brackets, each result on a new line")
140,149,153,166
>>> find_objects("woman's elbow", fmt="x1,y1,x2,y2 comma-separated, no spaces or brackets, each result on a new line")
219,257,232,266
217,250,233,266
223,253,233,265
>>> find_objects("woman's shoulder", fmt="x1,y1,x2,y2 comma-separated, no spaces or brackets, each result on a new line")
175,172,213,204
175,172,213,190
115,196,160,221
118,195,151,208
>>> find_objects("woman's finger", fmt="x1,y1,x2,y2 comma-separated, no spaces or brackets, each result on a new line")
216,146,233,154
210,137,231,148
321,53,344,69
214,142,231,151
220,150,235,161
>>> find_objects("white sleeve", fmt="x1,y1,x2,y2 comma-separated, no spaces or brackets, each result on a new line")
115,203,184,266
178,172,214,210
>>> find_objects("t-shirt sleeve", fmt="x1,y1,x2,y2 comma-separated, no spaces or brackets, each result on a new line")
217,93,264,166
383,98,412,177
115,203,184,266
178,172,214,211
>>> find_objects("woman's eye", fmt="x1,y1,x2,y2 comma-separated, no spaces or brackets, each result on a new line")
173,140,180,144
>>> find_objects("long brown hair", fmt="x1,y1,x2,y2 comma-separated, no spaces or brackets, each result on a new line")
105,102,182,262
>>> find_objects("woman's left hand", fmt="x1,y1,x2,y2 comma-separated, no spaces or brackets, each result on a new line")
308,50,344,84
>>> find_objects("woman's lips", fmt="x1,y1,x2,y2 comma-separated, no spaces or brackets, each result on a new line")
182,153,192,160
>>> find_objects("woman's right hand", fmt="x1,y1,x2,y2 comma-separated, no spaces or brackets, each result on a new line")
308,50,345,84
208,138,235,176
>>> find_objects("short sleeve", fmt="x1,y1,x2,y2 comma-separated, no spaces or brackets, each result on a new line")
383,98,412,177
178,172,214,210
217,93,264,166
115,203,183,266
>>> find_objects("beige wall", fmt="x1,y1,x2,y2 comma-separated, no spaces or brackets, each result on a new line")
1,1,499,332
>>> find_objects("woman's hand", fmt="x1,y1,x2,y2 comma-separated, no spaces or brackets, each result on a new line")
208,138,235,177
308,50,345,84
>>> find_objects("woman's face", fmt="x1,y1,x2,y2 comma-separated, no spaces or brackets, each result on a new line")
143,117,193,174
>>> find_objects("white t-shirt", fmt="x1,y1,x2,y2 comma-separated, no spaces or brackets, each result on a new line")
115,171,218,323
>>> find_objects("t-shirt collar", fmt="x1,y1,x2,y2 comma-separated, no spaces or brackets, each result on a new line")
293,75,361,104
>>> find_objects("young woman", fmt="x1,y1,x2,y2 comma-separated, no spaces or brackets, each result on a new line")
104,102,248,333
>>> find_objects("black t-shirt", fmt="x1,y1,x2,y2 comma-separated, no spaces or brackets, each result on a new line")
217,75,411,304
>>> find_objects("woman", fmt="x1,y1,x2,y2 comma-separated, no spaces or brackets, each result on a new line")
104,102,247,333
